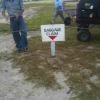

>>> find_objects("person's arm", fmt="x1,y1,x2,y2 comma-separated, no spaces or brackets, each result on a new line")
63,0,65,11
61,0,64,11
16,0,24,19
2,0,8,20
19,0,24,15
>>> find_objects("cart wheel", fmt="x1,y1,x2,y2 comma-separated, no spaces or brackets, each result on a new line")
64,17,71,26
77,29,91,42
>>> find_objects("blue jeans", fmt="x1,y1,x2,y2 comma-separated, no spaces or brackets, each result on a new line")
52,10,64,24
10,16,28,50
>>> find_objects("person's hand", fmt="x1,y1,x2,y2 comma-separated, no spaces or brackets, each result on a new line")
4,15,9,21
15,15,19,20
17,9,24,16
15,10,24,20
2,11,9,21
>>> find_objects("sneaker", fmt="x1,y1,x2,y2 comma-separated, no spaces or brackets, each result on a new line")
17,49,23,53
23,47,28,52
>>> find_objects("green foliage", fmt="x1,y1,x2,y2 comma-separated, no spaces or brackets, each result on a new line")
26,4,54,30
0,24,9,34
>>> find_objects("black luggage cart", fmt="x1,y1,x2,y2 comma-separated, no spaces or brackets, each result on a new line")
76,0,100,41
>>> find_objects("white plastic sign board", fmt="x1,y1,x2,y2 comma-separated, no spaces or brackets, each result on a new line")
41,24,65,42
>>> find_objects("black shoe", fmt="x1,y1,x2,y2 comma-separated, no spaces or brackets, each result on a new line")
17,47,28,53
23,47,28,52
17,49,23,53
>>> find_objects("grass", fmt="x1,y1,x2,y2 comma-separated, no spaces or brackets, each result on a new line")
0,2,74,33
13,27,100,99
12,2,100,100
25,3,76,30
0,23,9,34
13,31,100,99
26,3,54,30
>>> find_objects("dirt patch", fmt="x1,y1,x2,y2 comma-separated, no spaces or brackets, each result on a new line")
0,31,72,100
13,36,100,100
24,7,37,19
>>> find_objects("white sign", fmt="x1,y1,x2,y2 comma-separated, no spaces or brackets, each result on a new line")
41,24,65,42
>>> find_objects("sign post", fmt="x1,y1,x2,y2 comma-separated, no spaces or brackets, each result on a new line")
41,24,65,57
51,41,56,57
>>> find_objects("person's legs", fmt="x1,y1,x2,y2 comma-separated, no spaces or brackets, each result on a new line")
52,11,59,24
59,11,65,23
19,16,28,50
10,17,21,50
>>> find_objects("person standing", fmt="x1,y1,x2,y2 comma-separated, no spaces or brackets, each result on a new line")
2,0,28,52
52,0,65,24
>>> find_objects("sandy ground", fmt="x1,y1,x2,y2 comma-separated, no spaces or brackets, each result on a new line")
0,4,72,100
0,30,72,100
